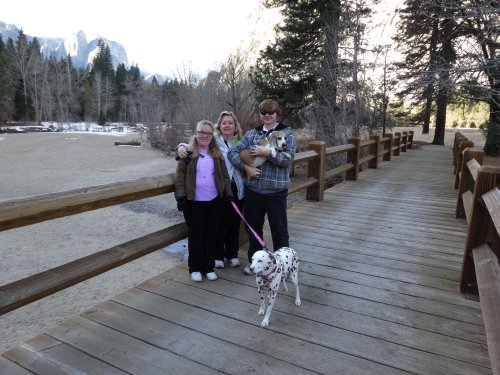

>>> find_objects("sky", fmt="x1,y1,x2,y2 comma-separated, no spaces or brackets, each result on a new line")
2,0,281,77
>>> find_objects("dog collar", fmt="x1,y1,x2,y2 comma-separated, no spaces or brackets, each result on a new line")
260,264,278,287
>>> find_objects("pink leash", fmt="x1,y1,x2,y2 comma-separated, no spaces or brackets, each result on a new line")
231,201,268,250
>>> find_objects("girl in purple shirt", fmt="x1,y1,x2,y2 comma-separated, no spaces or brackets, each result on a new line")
174,120,234,282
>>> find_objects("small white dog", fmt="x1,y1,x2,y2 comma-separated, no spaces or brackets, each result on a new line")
248,247,301,328
240,130,288,168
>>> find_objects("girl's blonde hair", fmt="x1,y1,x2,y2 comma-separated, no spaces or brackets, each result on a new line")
188,120,222,159
214,110,243,139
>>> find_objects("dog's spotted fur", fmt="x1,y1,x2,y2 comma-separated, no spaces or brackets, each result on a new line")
249,247,301,327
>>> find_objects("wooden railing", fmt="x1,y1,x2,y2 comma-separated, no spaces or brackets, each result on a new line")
0,131,413,316
454,135,500,375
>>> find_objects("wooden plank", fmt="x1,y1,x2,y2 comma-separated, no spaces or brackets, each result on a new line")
290,232,462,268
3,334,127,374
288,211,466,247
290,203,467,239
112,284,410,375
483,188,500,234
168,267,489,365
463,190,474,223
288,217,464,255
468,158,482,182
325,162,355,179
472,244,500,375
326,143,355,155
298,244,460,281
293,149,318,163
289,176,317,194
46,316,223,374
307,194,464,223
461,167,500,293
134,275,491,375
473,244,500,375
0,355,32,375
83,300,318,375
0,174,175,232
217,266,487,345
220,255,481,321
0,223,188,315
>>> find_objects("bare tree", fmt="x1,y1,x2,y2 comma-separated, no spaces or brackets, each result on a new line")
219,48,259,130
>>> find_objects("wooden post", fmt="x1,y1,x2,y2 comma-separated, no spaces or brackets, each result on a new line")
394,132,401,157
369,134,380,169
346,137,360,180
453,132,467,167
408,131,414,149
454,143,477,189
459,167,500,294
454,140,474,177
306,141,326,202
473,242,500,375
384,133,393,161
455,149,484,218
401,131,408,152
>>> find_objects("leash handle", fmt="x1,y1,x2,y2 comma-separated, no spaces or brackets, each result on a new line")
231,201,267,249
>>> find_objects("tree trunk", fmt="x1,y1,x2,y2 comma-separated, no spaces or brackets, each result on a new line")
484,90,500,156
422,85,433,134
432,92,447,145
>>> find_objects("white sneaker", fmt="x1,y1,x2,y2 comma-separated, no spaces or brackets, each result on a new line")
214,260,225,268
229,258,240,267
191,272,202,282
243,265,254,275
206,272,218,281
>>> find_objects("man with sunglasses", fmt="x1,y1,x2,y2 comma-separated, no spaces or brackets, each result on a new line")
228,99,296,275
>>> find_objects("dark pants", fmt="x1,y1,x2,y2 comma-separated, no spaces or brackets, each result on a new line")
215,183,243,261
244,188,289,262
183,197,223,274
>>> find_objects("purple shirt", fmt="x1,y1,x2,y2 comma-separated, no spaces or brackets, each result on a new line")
195,149,218,201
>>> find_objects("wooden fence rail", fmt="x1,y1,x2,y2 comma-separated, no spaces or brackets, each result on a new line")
0,131,413,316
454,134,500,375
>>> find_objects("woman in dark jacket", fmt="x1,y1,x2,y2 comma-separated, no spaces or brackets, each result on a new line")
175,120,234,282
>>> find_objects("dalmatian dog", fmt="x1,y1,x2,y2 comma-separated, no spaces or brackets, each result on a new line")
240,130,288,168
248,247,301,328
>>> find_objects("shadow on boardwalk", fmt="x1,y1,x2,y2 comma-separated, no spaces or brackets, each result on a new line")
0,142,492,374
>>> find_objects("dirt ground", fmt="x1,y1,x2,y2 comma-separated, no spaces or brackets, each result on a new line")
0,126,487,354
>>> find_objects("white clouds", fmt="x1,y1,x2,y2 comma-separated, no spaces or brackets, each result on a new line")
2,0,280,76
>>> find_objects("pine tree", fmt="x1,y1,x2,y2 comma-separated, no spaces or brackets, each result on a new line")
251,0,341,124
458,0,500,156
0,37,14,122
89,39,116,123
395,0,459,145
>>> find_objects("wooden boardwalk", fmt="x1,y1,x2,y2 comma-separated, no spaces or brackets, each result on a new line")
1,144,493,374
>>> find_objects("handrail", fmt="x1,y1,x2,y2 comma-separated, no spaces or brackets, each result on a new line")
0,175,174,232
0,131,414,316
456,157,500,375
455,148,485,219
